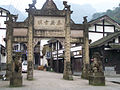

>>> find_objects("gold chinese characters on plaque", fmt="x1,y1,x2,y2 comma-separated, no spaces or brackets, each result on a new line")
34,16,65,30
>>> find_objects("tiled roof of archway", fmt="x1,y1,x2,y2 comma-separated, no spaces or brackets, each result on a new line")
41,0,58,11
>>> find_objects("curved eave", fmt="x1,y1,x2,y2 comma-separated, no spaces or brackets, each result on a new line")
33,9,65,16
90,31,120,48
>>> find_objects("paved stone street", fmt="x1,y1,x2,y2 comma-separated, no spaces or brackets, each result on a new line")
0,70,120,90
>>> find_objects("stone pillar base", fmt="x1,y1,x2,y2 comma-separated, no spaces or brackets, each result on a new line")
63,62,73,80
27,61,33,80
81,64,89,79
81,70,89,79
27,73,33,80
89,75,105,86
10,73,23,87
63,74,73,80
6,71,11,81
6,63,12,81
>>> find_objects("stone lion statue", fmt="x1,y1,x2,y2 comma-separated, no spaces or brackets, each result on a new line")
90,52,103,74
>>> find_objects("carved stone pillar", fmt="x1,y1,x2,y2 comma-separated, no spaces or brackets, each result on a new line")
63,1,73,80
5,14,13,80
27,11,34,80
81,16,90,79
10,52,23,87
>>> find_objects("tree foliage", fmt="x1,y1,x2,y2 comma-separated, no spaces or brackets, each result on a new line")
92,4,120,24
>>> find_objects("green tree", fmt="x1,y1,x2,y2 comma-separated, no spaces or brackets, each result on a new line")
92,4,120,24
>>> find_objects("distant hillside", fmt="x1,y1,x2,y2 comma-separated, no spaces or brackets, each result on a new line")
92,4,120,24
0,5,26,22
54,0,96,23
0,1,96,23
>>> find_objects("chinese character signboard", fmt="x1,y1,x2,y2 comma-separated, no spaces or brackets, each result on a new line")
34,16,65,31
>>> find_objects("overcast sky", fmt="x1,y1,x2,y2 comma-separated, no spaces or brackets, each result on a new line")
0,0,119,46
0,0,119,13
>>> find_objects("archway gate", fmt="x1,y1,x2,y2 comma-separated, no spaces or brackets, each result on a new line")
6,0,89,80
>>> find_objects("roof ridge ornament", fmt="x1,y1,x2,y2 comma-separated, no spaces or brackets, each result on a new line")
63,1,73,14
63,1,70,10
41,0,58,11
83,16,88,24
29,0,37,9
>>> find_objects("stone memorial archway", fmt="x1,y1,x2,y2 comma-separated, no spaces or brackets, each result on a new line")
5,0,89,81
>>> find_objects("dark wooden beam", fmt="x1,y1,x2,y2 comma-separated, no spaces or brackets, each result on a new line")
50,43,53,69
0,28,6,30
114,26,116,32
56,40,59,73
0,15,7,17
89,31,113,33
95,24,115,27
95,24,97,32
103,20,105,37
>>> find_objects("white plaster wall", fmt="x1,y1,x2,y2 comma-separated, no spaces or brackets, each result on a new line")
96,26,103,32
104,21,112,25
0,16,6,63
105,26,114,32
115,38,119,43
104,33,107,37
2,12,7,16
115,27,120,31
52,49,63,55
97,22,103,24
41,56,48,66
1,55,6,63
89,32,103,43
71,46,82,52
0,17,6,47
0,17,6,28
0,29,6,46
89,26,95,31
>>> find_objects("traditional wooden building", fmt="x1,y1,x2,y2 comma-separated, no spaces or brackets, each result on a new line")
89,15,120,74
90,31,120,74
45,39,82,74
0,7,10,70
0,7,10,46
0,44,6,70
89,15,120,43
